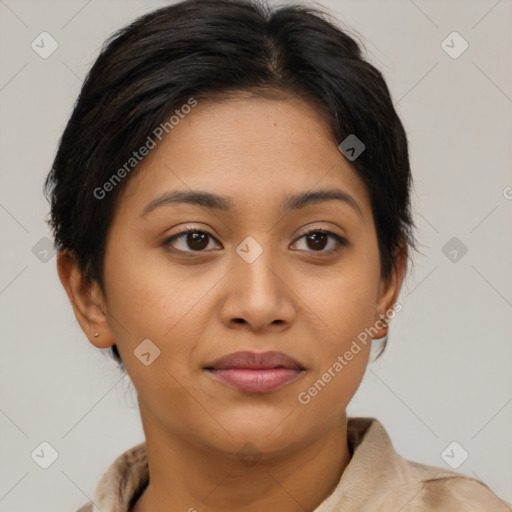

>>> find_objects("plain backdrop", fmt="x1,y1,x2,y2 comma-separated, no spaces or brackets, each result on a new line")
1,0,511,510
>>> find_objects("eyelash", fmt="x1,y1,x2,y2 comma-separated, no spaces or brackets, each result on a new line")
163,226,348,255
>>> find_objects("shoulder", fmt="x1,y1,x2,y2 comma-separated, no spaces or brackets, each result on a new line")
405,464,512,511
387,442,512,510
345,418,511,511
387,454,512,511
73,441,148,512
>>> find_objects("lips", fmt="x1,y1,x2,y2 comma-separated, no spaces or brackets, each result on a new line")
204,351,305,393
205,350,304,371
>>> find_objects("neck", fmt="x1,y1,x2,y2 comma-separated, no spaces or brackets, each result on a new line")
131,408,351,512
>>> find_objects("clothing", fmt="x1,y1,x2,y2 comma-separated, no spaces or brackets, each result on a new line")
77,417,511,512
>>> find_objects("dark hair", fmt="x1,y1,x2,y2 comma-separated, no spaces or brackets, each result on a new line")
44,0,416,369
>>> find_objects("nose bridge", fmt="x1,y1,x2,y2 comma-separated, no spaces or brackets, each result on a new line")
233,234,282,298
219,234,295,330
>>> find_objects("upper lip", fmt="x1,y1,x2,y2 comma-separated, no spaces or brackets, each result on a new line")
204,351,305,370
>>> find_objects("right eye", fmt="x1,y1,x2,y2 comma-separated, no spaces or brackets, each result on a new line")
162,227,222,253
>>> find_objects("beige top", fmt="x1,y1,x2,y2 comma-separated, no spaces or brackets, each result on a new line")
77,417,511,512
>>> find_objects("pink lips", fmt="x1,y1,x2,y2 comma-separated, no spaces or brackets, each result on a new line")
205,350,305,393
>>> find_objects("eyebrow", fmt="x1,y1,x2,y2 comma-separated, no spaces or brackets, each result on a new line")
141,188,362,217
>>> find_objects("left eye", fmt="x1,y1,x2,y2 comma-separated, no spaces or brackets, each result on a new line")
291,229,347,252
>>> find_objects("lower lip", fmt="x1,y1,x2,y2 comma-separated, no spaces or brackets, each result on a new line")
207,368,303,393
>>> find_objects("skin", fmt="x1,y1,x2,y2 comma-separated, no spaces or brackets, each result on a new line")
57,92,406,512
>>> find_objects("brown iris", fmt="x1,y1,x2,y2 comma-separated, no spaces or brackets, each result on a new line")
306,232,328,251
186,232,209,250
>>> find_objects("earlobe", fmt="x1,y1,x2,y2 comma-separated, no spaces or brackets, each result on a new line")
56,250,115,348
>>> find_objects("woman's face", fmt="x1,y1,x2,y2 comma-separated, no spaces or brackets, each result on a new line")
86,94,403,458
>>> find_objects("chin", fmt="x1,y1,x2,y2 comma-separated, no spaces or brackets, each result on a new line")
211,412,311,450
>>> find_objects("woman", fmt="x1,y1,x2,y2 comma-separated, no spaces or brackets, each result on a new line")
44,0,511,510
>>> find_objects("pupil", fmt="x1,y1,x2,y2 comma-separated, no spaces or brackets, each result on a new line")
307,232,327,250
188,232,208,250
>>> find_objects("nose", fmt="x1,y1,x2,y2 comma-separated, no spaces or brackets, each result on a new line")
218,242,296,333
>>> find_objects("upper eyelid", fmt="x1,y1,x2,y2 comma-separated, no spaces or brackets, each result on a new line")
166,226,343,238
165,227,221,245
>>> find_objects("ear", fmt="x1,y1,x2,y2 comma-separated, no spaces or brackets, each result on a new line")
373,243,408,338
56,250,115,348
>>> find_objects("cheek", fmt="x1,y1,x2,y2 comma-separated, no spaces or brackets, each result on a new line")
301,258,378,390
102,242,234,395
103,235,200,334
308,262,379,344
296,275,375,417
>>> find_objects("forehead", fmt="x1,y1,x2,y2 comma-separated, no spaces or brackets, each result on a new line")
116,94,371,219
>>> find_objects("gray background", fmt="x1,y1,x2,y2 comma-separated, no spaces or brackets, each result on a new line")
1,0,511,510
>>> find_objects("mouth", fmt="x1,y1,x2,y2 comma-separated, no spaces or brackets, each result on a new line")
204,350,306,393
